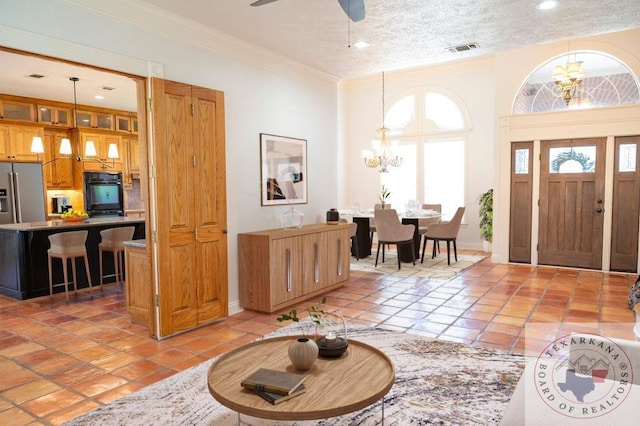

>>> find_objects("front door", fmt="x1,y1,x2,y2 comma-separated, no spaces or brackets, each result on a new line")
538,138,606,269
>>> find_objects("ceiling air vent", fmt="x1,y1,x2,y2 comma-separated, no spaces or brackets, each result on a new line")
445,43,480,53
27,73,45,79
100,86,115,91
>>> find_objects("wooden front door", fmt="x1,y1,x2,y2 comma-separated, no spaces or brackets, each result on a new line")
509,142,533,263
151,78,228,337
538,138,606,269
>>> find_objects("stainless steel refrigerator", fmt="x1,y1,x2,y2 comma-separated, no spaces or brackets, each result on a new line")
0,162,46,224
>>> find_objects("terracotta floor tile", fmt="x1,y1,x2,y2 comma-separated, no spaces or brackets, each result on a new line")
0,252,635,424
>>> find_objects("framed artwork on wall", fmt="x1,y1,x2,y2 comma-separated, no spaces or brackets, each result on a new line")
260,133,308,206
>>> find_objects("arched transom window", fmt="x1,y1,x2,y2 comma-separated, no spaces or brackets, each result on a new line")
514,51,640,113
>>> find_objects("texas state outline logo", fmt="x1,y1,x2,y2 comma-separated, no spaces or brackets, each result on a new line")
534,333,633,419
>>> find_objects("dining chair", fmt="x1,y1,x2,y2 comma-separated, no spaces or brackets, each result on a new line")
421,207,465,265
340,218,359,260
369,203,392,249
419,203,442,257
373,208,415,269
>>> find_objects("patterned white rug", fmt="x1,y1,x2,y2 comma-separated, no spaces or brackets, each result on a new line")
351,249,485,280
65,327,525,426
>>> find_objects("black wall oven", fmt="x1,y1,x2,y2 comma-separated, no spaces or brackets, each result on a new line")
83,172,124,216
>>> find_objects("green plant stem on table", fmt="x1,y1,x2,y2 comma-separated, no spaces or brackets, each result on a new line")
276,297,327,337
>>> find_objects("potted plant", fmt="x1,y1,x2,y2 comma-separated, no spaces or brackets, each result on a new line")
478,188,493,252
276,297,327,370
379,185,391,207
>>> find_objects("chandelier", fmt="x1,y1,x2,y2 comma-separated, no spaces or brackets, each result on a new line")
362,72,402,173
551,56,585,105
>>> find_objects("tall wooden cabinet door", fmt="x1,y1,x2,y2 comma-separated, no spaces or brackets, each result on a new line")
151,78,228,337
271,237,303,307
326,228,350,286
192,86,228,324
302,232,328,294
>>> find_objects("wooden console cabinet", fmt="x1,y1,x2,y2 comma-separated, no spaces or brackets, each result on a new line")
238,223,350,313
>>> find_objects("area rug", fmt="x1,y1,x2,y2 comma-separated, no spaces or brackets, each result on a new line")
351,249,485,280
65,326,525,426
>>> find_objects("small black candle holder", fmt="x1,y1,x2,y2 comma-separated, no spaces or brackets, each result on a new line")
315,311,348,359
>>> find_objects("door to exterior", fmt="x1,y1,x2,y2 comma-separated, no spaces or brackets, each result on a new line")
151,78,228,338
538,138,606,269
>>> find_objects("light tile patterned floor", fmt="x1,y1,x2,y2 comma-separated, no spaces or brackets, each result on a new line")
0,250,636,425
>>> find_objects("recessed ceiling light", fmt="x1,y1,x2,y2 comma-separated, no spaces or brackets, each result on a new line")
100,86,115,91
94,95,105,100
353,41,369,49
536,0,559,10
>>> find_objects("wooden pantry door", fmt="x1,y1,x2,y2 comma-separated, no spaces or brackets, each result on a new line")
151,78,228,338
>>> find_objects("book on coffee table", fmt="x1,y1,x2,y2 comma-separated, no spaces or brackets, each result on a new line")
241,368,307,395
257,384,306,405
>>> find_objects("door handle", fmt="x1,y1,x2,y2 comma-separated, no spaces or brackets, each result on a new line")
597,199,603,204
596,208,603,213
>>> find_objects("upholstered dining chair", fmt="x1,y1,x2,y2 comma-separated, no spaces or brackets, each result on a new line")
421,207,465,265
418,203,442,257
369,203,392,249
340,218,359,260
373,208,415,269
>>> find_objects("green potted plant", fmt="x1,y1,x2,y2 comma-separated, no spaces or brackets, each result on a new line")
478,188,493,252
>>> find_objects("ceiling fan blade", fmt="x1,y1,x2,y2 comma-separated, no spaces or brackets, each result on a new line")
250,0,280,6
337,0,365,22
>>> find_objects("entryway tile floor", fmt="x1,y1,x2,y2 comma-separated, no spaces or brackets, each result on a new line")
0,250,636,425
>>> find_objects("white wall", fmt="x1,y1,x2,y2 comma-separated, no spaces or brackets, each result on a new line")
0,0,341,311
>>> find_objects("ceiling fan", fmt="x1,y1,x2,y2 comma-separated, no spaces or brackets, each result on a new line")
250,0,365,22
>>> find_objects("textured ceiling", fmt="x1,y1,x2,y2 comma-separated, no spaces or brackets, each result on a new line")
137,0,640,79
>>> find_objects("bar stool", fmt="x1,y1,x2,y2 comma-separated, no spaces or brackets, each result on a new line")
99,226,135,289
48,230,93,301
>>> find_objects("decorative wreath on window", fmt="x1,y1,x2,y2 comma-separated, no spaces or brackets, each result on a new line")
550,151,594,173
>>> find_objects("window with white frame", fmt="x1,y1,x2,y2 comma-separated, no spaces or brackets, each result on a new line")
383,88,469,220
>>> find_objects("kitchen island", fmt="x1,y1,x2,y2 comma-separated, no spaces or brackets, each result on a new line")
0,217,145,299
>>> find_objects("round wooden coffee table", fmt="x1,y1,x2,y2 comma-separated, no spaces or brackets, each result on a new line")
207,335,395,421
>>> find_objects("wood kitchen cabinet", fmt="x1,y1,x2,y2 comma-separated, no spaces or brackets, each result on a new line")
124,241,154,335
122,136,139,187
0,98,36,122
37,104,71,127
43,130,73,188
1,125,44,161
77,130,123,171
116,115,138,134
238,223,351,313
76,110,114,130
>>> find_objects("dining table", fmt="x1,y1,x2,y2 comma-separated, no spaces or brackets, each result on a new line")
339,209,441,263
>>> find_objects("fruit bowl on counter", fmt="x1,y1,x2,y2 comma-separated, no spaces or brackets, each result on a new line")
61,210,89,222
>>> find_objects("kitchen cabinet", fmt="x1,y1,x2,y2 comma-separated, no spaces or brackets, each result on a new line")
151,79,227,338
116,115,138,134
0,99,36,122
122,136,139,187
43,130,74,189
1,125,44,161
76,110,114,130
124,241,153,335
37,104,71,127
238,224,351,313
78,131,123,171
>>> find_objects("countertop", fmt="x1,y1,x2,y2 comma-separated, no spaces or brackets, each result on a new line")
0,216,145,232
124,239,146,249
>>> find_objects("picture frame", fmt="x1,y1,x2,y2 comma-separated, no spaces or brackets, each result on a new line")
260,133,307,206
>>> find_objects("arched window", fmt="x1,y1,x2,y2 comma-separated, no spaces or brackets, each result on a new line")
381,88,470,220
514,51,640,113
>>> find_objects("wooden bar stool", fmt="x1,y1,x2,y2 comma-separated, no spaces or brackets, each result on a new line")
99,226,135,289
48,230,93,301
